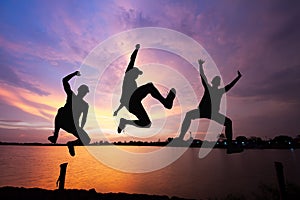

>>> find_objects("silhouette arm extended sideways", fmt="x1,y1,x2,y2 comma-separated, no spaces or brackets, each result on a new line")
224,70,242,92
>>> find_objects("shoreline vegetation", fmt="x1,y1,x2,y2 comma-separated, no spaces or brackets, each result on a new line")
0,186,193,200
1,134,300,149
1,184,300,200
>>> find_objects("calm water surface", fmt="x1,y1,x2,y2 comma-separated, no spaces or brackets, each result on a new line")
0,146,299,199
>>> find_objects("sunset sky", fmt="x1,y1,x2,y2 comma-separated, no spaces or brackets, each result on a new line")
1,0,300,143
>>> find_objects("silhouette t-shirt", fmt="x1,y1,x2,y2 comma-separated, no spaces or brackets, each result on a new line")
63,91,88,128
120,70,138,108
119,49,140,108
198,77,224,115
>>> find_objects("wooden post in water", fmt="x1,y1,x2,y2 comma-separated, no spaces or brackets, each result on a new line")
56,163,68,190
274,161,287,200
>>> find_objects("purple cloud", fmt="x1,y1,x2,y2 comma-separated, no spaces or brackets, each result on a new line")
0,53,50,96
1,0,300,142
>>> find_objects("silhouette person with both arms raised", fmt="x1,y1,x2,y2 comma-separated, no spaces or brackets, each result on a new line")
48,71,91,156
176,59,243,154
114,44,176,133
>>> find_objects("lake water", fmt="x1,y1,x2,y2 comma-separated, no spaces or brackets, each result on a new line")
0,146,299,199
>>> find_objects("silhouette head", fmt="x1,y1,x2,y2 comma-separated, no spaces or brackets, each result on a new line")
211,76,221,87
77,84,89,97
130,67,143,79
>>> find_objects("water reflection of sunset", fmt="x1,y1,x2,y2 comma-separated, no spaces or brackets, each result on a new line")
1,146,300,199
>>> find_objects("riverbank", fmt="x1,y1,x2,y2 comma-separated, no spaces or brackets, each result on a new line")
0,186,195,200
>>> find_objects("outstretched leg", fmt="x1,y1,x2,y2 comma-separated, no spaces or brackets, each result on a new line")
178,109,200,140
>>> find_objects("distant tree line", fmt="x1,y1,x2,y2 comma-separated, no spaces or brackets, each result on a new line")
1,134,299,149
91,134,300,149
201,134,300,149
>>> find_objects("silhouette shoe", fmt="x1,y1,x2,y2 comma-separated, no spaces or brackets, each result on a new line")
117,118,126,133
226,145,244,154
48,135,58,144
67,142,75,156
165,88,176,109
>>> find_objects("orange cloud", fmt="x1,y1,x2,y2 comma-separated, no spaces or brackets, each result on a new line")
0,84,62,121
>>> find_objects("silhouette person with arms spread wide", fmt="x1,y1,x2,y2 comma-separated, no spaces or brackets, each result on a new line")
177,59,243,154
48,71,91,156
114,44,176,133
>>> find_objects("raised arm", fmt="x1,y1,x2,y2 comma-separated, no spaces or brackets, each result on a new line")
80,104,89,128
198,59,209,88
224,70,242,92
125,44,140,73
62,71,80,95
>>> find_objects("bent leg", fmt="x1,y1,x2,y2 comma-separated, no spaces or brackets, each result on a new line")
54,108,64,136
212,113,243,154
72,128,91,145
148,83,176,109
178,109,200,140
118,103,151,133
131,102,151,127
49,108,65,143
145,82,166,103
132,83,176,109
211,113,232,143
67,128,90,156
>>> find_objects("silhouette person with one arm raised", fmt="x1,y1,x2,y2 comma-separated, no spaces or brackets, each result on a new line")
177,59,243,154
48,71,91,156
114,44,176,133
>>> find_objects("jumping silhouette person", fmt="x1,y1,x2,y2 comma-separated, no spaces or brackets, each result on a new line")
48,71,91,156
177,59,243,154
114,44,176,133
